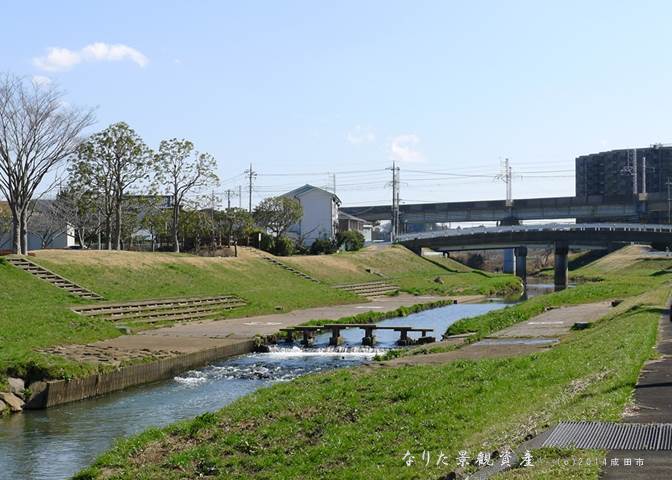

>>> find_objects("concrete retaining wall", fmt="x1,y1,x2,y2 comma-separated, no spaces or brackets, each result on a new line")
26,340,256,409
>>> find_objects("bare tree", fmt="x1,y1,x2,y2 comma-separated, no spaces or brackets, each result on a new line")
50,184,101,247
70,122,151,250
29,200,66,249
154,138,218,252
0,74,94,254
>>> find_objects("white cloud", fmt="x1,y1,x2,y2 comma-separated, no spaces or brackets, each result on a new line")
33,42,148,72
346,125,376,145
31,75,52,86
390,134,424,163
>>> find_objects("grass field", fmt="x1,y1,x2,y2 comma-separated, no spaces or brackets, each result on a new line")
282,245,520,296
76,284,667,480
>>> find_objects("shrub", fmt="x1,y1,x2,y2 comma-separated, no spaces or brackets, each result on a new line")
336,230,365,251
248,229,275,253
274,236,295,256
310,237,338,255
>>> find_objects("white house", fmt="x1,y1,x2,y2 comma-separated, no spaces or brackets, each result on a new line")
282,185,340,246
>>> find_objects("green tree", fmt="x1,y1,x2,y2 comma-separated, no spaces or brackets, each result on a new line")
154,139,218,252
336,230,365,251
70,122,152,250
253,196,302,239
216,207,253,255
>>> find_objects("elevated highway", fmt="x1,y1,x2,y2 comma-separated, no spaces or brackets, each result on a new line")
342,194,671,224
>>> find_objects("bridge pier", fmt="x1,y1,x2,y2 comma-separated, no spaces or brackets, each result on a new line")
503,249,516,274
329,326,344,346
514,246,527,282
554,243,569,291
361,326,377,346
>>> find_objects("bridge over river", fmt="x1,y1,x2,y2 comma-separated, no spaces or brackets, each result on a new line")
398,223,672,288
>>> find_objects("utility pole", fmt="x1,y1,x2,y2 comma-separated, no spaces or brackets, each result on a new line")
496,158,513,208
244,164,256,212
396,165,401,235
223,189,237,210
620,149,639,196
330,173,337,194
388,162,400,242
238,185,242,208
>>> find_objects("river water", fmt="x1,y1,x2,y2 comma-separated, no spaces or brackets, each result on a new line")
0,302,508,479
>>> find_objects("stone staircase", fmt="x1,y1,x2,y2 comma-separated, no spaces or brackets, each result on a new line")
6,256,104,300
72,295,246,325
333,281,399,299
244,248,320,283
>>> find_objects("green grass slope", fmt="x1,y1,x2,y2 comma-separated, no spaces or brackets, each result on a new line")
0,251,358,384
0,260,120,383
282,245,520,296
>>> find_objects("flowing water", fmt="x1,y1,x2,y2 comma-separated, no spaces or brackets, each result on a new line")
0,302,507,479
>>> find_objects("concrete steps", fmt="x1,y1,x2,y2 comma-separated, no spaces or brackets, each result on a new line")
72,295,246,325
6,256,104,300
333,281,399,299
257,253,321,283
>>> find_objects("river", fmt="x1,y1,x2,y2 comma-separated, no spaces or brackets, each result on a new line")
0,301,509,479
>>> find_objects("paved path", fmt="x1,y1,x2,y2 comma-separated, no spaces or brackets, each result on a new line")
49,294,476,364
601,304,672,480
492,301,612,337
387,301,613,366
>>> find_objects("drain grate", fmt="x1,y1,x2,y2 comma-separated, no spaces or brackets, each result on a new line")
542,422,672,450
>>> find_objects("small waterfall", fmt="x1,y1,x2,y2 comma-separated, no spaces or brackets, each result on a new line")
264,345,387,358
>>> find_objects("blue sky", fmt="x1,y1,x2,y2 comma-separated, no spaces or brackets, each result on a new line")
3,1,672,207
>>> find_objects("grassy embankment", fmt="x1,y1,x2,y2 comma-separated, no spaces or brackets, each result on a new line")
0,250,355,384
1,246,514,385
76,280,668,479
283,245,521,296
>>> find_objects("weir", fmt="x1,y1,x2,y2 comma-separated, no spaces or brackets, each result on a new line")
281,324,436,347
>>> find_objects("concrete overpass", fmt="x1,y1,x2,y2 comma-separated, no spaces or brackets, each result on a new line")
342,193,671,224
398,223,672,288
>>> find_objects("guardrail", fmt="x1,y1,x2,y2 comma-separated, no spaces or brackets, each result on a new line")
398,223,672,242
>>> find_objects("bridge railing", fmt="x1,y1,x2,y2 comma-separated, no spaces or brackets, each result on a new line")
397,222,672,242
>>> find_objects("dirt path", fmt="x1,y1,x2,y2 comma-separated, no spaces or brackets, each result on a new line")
386,301,613,366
